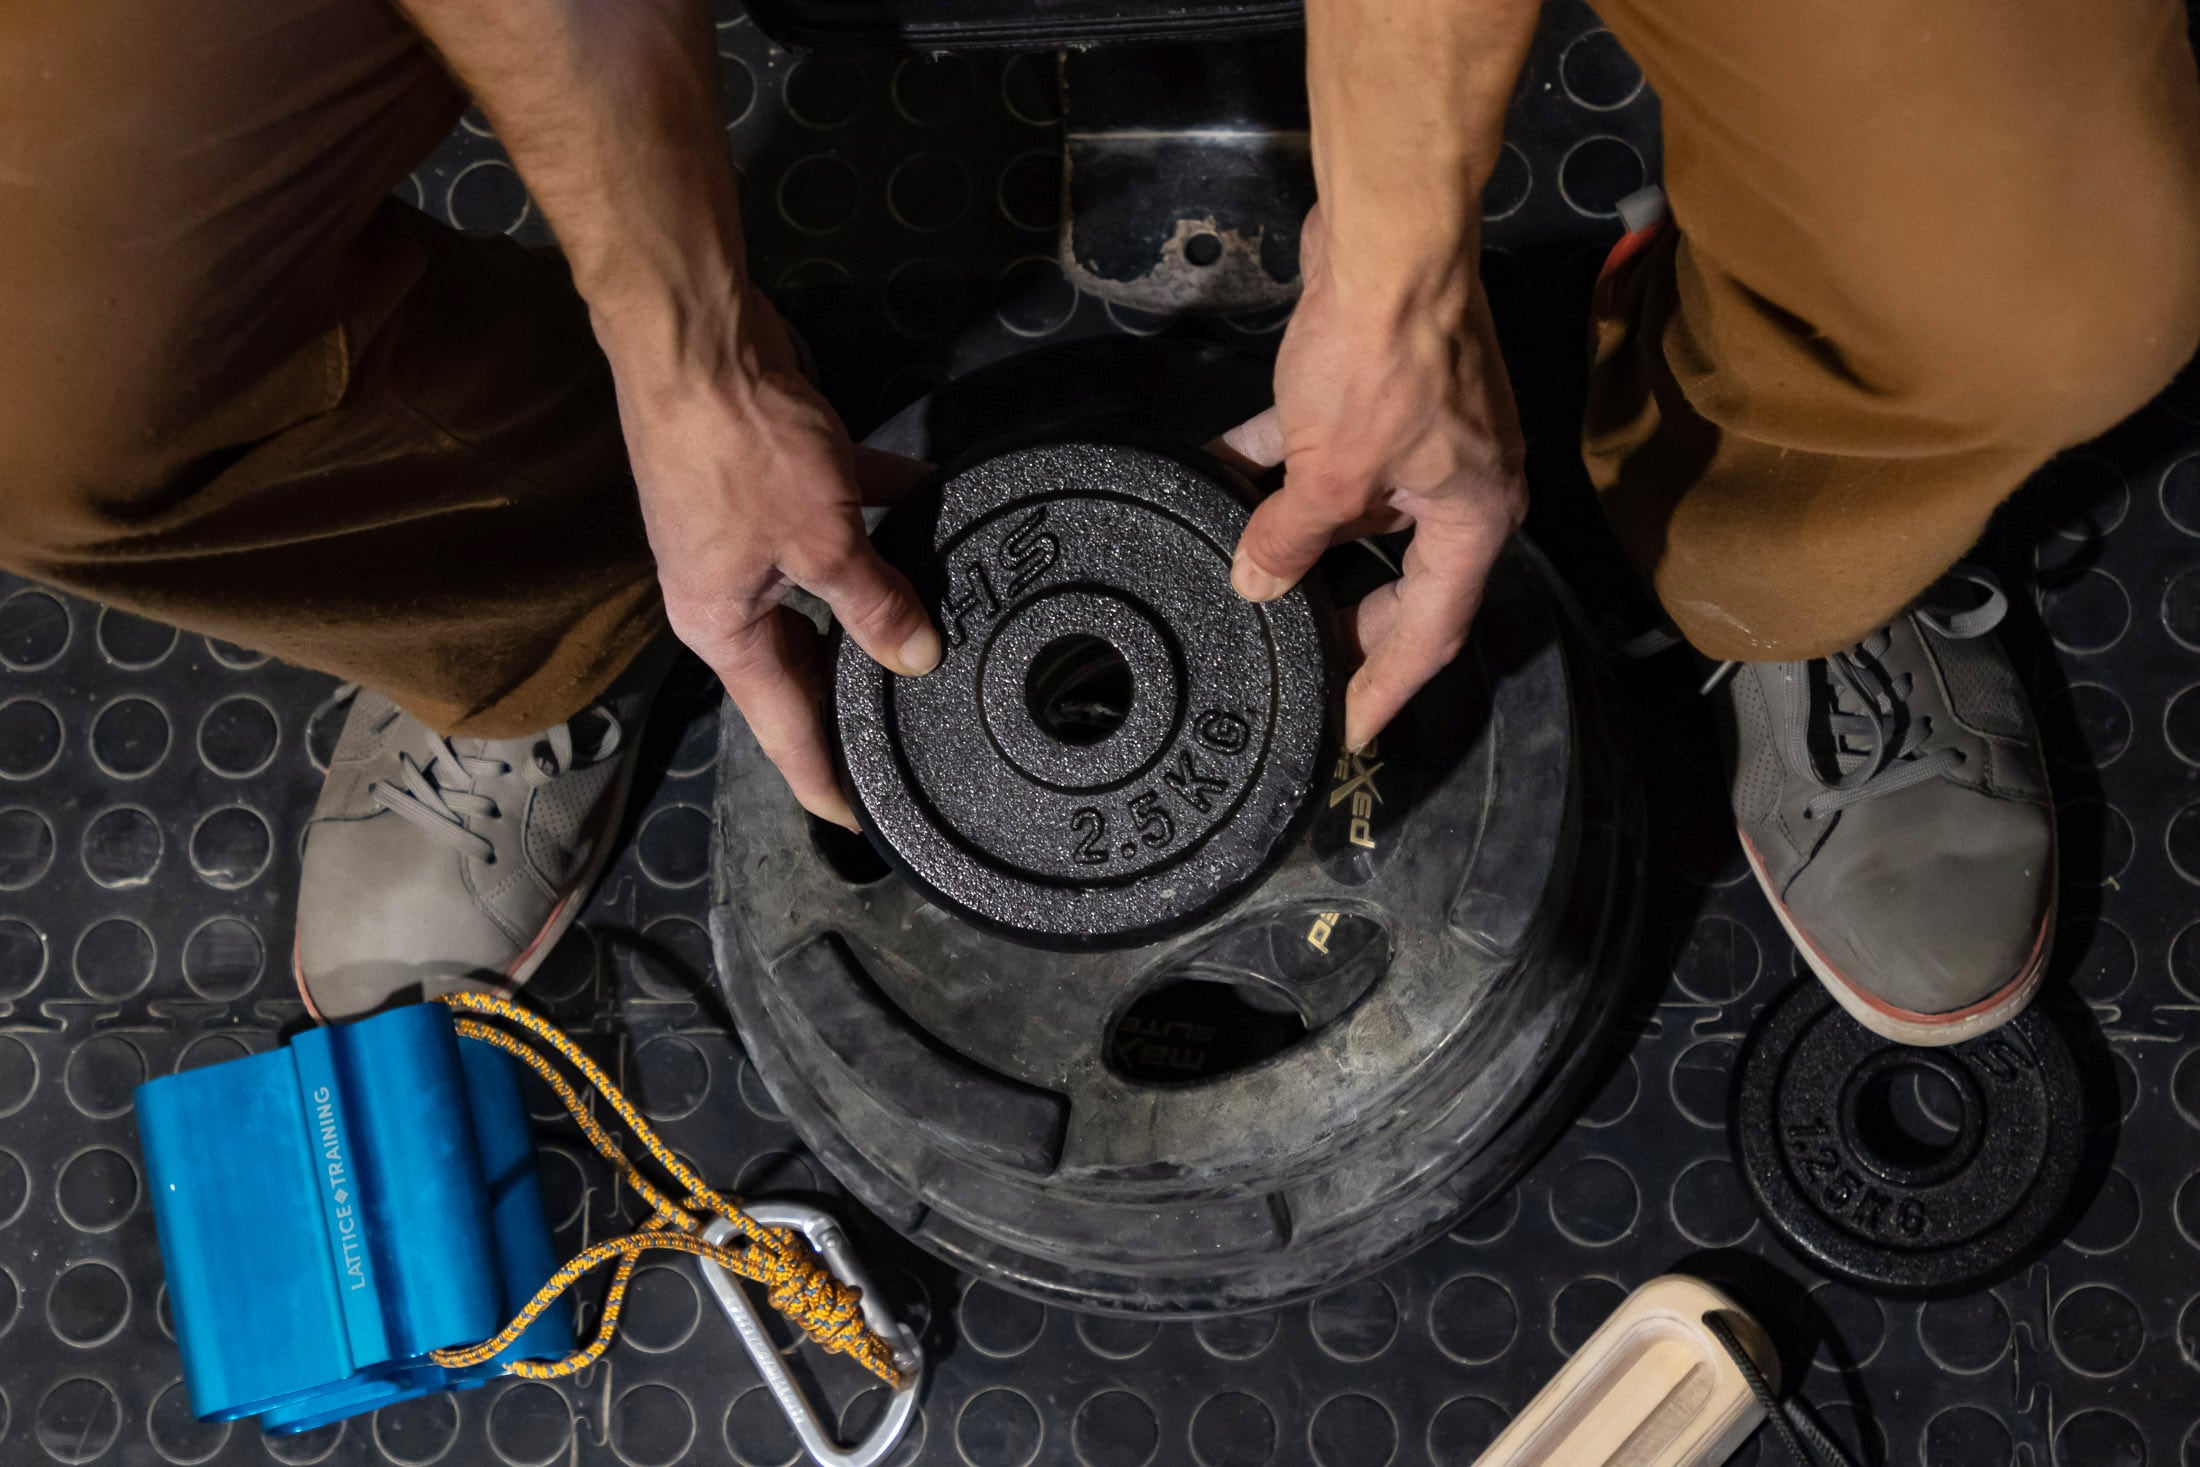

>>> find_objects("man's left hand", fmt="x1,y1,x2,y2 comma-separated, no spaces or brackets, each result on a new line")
1222,206,1528,752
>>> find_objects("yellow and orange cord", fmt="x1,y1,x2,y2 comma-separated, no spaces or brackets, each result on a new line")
424,991,905,1388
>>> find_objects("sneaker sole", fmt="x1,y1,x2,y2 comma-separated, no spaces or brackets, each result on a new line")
1738,825,2054,1048
293,712,650,1023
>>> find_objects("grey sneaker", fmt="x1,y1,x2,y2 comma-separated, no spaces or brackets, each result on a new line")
293,647,669,1020
1712,566,2054,1046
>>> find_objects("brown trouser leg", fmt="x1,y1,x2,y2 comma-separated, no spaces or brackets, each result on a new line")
1585,0,2200,662
0,2,662,736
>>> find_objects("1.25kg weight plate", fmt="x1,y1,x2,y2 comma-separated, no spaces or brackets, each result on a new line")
832,441,1333,948
1733,979,2086,1295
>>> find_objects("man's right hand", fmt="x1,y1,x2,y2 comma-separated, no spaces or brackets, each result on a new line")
382,0,940,830
610,286,936,830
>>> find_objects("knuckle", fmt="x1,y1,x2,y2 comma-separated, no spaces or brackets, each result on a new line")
790,544,859,593
665,592,760,659
1301,467,1368,512
784,519,865,585
1352,666,1406,714
1246,535,1316,584
706,622,780,685
1376,620,1467,684
1494,480,1529,530
837,578,915,639
662,602,727,660
1240,514,1294,560
661,600,709,646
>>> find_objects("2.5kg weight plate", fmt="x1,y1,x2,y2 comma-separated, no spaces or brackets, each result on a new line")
1733,979,2086,1295
832,441,1333,948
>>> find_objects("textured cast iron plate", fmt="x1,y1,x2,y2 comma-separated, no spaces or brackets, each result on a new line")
834,441,1333,948
1,1,2197,1464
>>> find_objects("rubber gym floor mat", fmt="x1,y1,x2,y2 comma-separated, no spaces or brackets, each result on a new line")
1,1,2197,1463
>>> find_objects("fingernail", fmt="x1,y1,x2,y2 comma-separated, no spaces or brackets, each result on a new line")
897,623,942,676
1232,552,1289,602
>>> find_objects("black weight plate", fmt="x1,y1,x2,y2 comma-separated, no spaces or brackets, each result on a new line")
832,442,1334,948
1733,978,2086,1295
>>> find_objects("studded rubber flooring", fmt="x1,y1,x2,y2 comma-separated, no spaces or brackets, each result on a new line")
2,2,2199,1465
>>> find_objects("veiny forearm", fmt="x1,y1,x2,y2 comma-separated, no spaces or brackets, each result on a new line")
1306,0,1542,301
393,0,746,377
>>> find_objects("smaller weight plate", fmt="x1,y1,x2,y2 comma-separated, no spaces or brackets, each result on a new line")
1733,979,2086,1295
832,441,1334,948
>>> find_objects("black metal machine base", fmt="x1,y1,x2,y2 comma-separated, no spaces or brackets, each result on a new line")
708,340,1646,1313
1058,41,1314,314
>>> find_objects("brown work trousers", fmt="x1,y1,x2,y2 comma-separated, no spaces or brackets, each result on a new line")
5,2,2200,736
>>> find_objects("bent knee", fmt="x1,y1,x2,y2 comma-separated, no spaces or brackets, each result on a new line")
0,276,172,546
1846,184,2200,452
1931,235,2200,448
0,370,123,558
0,285,349,557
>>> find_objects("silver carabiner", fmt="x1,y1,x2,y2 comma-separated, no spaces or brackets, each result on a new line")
697,1203,925,1467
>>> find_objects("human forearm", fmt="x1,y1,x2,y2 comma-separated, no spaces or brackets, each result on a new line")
393,0,939,828
1305,0,1541,303
1228,0,1537,752
393,0,746,376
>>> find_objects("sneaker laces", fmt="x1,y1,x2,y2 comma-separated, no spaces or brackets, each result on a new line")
310,684,625,864
1773,564,2007,822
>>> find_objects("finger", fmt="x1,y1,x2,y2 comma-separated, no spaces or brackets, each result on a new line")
852,445,933,506
1208,407,1285,477
1277,521,1411,657
787,515,942,677
1342,582,1404,666
1343,519,1507,751
710,608,859,829
1232,457,1363,602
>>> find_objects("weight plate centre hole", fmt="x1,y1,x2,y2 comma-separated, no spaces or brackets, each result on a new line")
1845,1058,1976,1182
1025,633,1133,746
